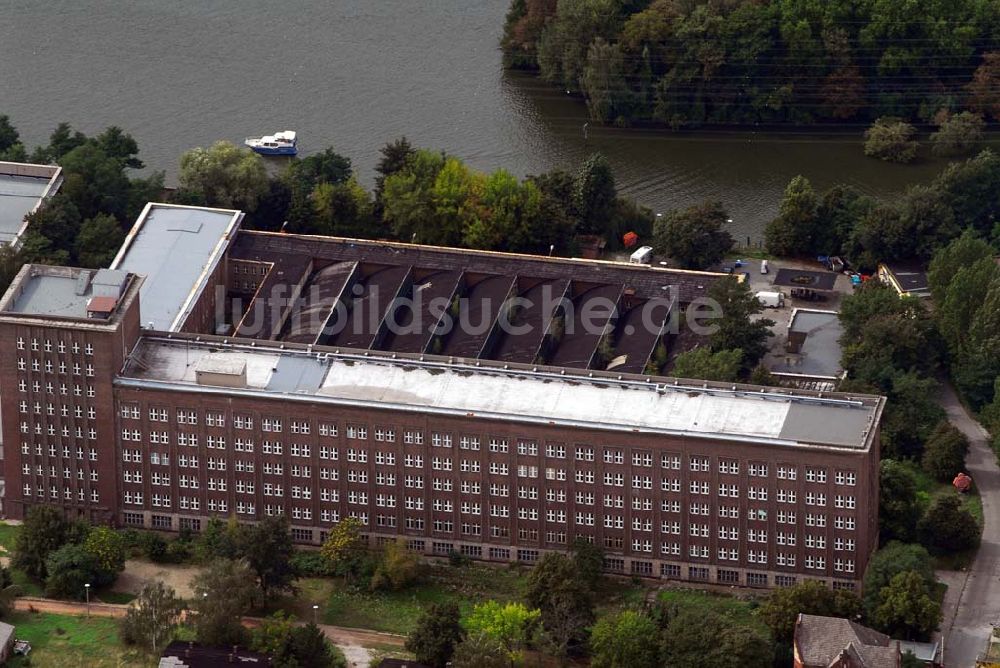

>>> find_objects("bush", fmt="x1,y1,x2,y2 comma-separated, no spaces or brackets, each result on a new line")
164,539,192,564
930,112,985,156
917,494,981,555
44,544,104,599
864,118,919,163
921,421,970,481
370,540,421,592
139,532,168,562
291,550,335,577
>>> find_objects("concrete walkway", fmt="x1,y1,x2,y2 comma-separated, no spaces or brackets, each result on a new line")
937,382,1000,668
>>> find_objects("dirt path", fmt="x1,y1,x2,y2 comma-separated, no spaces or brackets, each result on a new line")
14,594,404,666
13,596,128,618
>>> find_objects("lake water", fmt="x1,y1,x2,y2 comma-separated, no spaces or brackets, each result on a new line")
0,0,969,242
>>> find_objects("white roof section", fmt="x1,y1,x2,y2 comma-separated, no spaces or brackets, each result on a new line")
110,203,243,331
0,161,63,246
121,337,882,450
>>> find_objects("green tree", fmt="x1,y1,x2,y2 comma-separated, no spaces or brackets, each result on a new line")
0,115,19,153
931,112,986,156
582,38,632,123
862,542,935,617
661,609,774,668
59,142,133,222
969,52,1000,121
935,258,1000,355
879,460,922,544
921,421,970,481
370,539,421,592
191,558,258,646
917,494,981,555
320,517,367,583
536,0,621,93
928,229,996,302
119,581,183,654
451,632,509,668
0,568,20,619
590,610,660,668
374,136,416,205
194,517,243,562
82,526,126,585
25,194,82,256
74,214,125,268
653,201,734,269
872,570,941,640
759,580,862,642
671,347,742,382
765,175,819,256
463,601,540,664
288,622,344,668
524,552,595,658
574,153,617,237
44,543,103,599
13,505,70,579
178,141,268,211
381,149,447,243
238,514,296,597
250,610,297,659
864,118,919,163
701,277,774,373
406,602,465,668
94,126,144,169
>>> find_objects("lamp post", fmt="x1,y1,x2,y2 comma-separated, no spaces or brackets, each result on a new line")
84,583,91,617
312,604,319,625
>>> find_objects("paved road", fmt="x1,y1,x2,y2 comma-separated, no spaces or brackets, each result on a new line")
939,383,1000,667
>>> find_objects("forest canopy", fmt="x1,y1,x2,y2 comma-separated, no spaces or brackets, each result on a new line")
502,0,1000,127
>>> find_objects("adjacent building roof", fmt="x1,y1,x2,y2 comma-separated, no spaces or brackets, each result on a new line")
119,336,883,450
0,161,62,247
773,267,838,292
0,265,133,322
771,309,844,380
110,203,243,331
159,641,270,668
794,614,900,668
878,262,931,298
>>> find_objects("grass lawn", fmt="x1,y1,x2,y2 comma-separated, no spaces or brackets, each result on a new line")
0,522,22,552
308,563,531,634
4,610,153,668
658,588,768,635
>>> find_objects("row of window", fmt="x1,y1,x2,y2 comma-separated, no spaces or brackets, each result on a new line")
24,484,98,502
16,338,94,355
17,358,95,376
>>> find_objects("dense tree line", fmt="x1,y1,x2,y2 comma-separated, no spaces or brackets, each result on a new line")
765,149,1000,265
502,0,1000,128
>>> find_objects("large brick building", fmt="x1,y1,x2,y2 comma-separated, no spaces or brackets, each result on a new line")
0,203,884,591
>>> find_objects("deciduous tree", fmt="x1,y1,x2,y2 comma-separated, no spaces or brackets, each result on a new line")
13,505,69,579
862,542,935,617
921,422,970,482
759,580,862,642
191,559,258,647
917,494,981,555
878,460,922,544
590,610,660,668
671,347,742,382
120,581,183,653
872,570,941,640
864,118,919,163
406,602,465,668
653,201,734,269
239,514,296,597
463,601,540,664
320,517,367,583
178,141,268,211
931,112,986,156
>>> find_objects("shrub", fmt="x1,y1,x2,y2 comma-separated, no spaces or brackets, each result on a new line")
864,118,919,163
291,550,335,577
921,421,970,481
930,112,985,156
917,494,981,555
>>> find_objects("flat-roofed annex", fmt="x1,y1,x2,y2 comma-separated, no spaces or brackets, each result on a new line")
0,161,63,247
111,203,243,331
0,264,136,326
119,335,884,451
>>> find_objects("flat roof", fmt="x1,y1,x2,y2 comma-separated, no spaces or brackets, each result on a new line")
880,262,930,295
110,203,243,331
773,267,838,291
0,161,62,245
119,336,882,450
782,309,843,378
1,265,130,320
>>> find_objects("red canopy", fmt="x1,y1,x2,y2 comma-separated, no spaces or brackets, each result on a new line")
953,472,973,492
622,231,639,248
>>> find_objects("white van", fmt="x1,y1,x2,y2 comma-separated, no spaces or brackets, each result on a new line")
755,291,784,308
629,246,653,265
760,259,769,274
